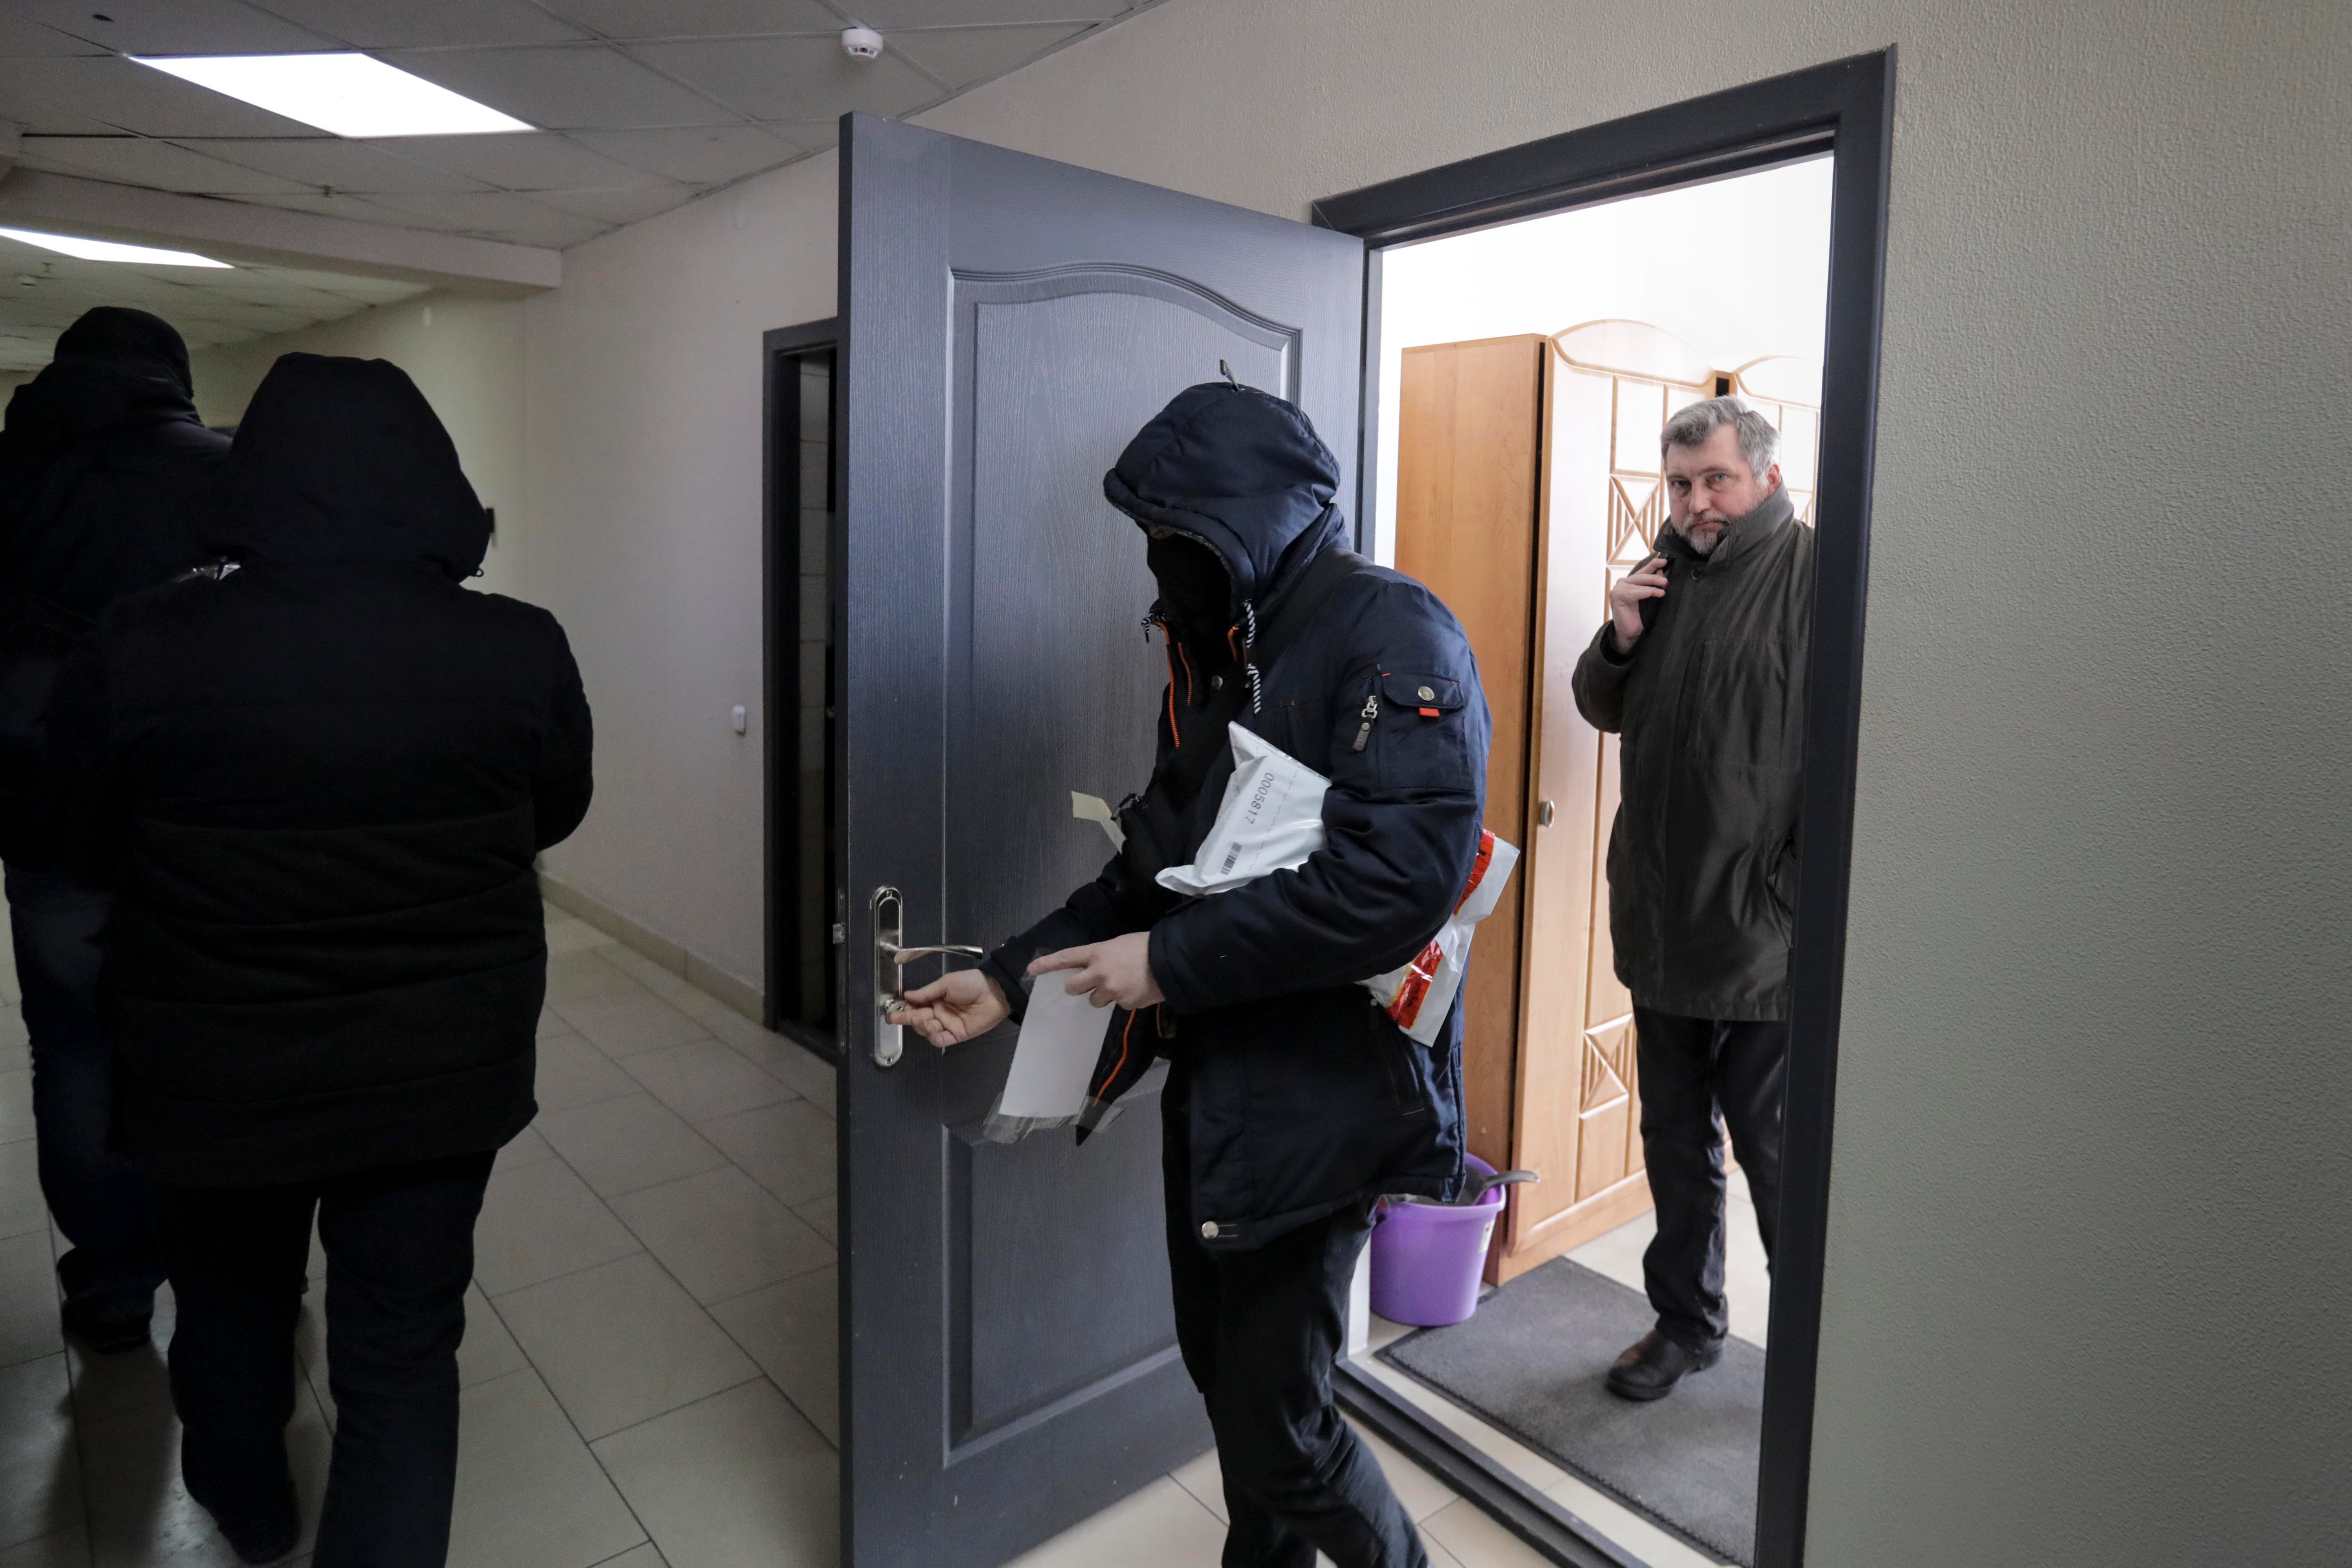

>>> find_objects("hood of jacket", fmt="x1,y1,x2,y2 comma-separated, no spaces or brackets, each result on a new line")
0,307,202,460
211,352,488,581
1104,382,1347,621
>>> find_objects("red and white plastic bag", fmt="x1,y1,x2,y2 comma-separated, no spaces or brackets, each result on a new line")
1358,831,1520,1045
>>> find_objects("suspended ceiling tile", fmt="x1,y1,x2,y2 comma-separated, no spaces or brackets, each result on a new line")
228,190,429,228
386,131,675,191
0,15,108,55
568,123,804,186
530,183,697,226
853,0,1131,24
885,21,1089,91
0,55,325,136
383,44,738,131
257,0,594,49
180,301,317,332
544,0,840,41
172,138,498,195
16,136,318,196
163,271,365,307
362,191,613,247
8,0,333,55
630,35,935,122
255,268,431,299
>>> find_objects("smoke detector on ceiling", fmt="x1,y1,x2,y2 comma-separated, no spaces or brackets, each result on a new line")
841,26,884,60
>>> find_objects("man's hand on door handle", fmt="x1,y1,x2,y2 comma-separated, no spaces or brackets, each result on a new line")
1032,932,1163,1012
895,970,1010,1049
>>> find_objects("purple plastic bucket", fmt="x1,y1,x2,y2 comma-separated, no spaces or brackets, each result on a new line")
1368,1154,1504,1327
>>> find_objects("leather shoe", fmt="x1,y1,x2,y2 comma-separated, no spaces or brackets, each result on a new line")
187,1462,300,1564
59,1302,152,1355
1605,1328,1723,1401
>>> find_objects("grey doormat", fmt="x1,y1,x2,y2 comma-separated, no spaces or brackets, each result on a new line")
1378,1259,1761,1566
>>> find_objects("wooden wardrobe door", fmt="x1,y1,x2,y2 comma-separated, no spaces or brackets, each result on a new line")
1394,336,1546,1178
1499,343,1716,1277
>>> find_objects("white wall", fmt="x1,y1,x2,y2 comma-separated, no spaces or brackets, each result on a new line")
517,171,838,992
519,1,2351,1562
187,291,528,600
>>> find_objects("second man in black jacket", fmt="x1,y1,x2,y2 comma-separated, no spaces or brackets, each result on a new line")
1572,395,1810,1402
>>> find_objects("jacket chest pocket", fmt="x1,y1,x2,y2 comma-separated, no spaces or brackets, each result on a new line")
1358,671,1472,792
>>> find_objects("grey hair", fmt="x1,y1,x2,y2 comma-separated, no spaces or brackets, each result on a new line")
1661,395,1780,480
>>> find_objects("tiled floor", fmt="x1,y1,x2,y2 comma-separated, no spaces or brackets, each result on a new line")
0,902,1745,1568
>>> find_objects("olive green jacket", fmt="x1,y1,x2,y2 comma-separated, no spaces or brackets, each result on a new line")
1571,486,1812,1022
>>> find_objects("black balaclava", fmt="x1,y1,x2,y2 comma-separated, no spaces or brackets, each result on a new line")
1146,532,1230,638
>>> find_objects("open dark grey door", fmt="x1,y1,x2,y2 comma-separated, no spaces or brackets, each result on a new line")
837,113,1363,1566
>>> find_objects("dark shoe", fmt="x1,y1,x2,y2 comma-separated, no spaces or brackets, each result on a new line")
189,1487,299,1564
59,1301,152,1355
1605,1328,1723,1401
186,1454,300,1564
210,1511,300,1566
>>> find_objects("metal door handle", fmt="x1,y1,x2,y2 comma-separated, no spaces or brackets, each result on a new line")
869,887,986,1068
1537,799,1557,827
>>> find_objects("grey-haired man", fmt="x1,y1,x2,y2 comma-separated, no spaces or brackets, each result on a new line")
1571,396,1811,1401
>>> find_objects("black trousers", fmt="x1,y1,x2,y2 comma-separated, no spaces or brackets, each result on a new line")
4,864,163,1322
1632,1007,1786,1349
1162,1069,1428,1568
153,1151,494,1568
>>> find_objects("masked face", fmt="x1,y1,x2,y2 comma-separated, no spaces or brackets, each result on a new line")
1146,530,1230,632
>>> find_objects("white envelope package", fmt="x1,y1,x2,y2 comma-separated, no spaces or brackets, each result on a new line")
1152,726,1518,1045
1155,725,1330,895
1358,830,1519,1045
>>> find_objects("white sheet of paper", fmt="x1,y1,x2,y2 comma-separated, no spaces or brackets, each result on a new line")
1070,791,1125,850
997,974,1108,1120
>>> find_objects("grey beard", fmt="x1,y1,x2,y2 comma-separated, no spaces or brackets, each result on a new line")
1684,523,1721,556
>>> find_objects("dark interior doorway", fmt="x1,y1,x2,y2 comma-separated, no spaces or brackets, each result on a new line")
764,319,841,1050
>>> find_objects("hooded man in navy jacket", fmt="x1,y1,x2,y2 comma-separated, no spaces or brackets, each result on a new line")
899,382,1491,1568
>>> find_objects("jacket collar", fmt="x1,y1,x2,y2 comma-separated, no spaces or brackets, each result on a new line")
1658,483,1794,572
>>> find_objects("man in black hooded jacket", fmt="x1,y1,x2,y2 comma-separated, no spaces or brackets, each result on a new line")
899,383,1490,1568
43,353,592,1566
0,307,227,1352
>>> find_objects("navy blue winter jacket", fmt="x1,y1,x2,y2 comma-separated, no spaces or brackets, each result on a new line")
979,384,1492,1250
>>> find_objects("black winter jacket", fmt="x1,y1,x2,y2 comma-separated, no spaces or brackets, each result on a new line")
979,385,1493,1251
44,353,592,1185
0,308,228,862
1571,486,1812,1021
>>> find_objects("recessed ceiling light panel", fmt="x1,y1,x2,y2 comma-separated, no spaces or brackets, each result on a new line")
0,227,231,268
133,53,535,139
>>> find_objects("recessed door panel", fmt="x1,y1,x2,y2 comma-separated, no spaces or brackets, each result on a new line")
840,112,1363,1568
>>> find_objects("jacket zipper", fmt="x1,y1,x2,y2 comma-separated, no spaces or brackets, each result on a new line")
1352,692,1379,752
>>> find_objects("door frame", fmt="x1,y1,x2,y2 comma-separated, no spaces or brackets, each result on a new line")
1313,48,1895,1568
761,317,842,1053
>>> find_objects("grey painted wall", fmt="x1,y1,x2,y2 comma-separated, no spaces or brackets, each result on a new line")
517,1,2348,1561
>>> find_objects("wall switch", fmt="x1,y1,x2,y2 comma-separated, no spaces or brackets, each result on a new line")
730,704,748,734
